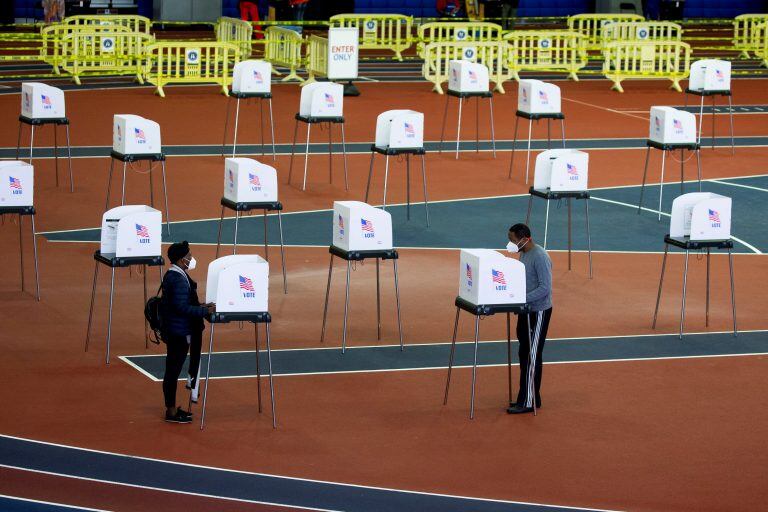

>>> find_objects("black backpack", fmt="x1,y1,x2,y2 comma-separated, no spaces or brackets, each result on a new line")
144,283,164,345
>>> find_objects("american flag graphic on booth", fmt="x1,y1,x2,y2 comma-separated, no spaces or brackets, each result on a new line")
324,93,334,105
361,218,374,233
338,214,344,231
567,163,578,176
228,169,234,185
522,88,527,102
239,275,255,292
135,128,146,142
249,173,261,187
253,70,264,83
41,94,52,108
708,209,721,224
135,224,150,238
468,69,478,82
538,90,548,103
715,69,724,81
466,263,472,280
673,119,683,131
404,122,415,137
9,176,22,191
491,269,506,285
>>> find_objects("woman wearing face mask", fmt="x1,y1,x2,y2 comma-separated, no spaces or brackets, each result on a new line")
160,241,215,424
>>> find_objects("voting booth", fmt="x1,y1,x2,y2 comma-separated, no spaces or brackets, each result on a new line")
223,60,276,160
638,107,702,221
685,59,735,153
200,254,277,429
441,60,497,159
216,158,287,294
86,205,164,365
444,250,533,419
321,201,403,353
652,192,737,339
0,160,40,300
107,115,171,235
288,82,348,192
510,80,566,184
527,150,593,277
365,110,431,226
17,82,74,192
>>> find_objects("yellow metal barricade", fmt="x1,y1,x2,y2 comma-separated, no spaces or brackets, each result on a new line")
567,13,644,51
417,22,503,58
304,34,328,84
601,21,681,50
216,17,253,59
62,15,152,34
330,14,412,61
733,14,768,58
41,23,133,73
144,42,241,97
422,41,509,94
602,40,691,93
504,30,587,81
264,26,304,82
59,29,153,84
756,22,768,67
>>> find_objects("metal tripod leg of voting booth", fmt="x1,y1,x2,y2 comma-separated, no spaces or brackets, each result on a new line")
84,251,165,365
200,311,276,430
105,151,172,235
287,114,348,192
214,198,287,294
443,297,532,420
652,236,737,340
438,90,496,160
508,111,566,184
637,141,703,222
364,146,431,227
16,115,74,192
222,92,276,161
525,189,593,278
684,88,735,155
1,205,40,301
320,246,403,354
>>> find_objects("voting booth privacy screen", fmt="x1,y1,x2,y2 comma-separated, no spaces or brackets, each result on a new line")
0,161,33,207
448,60,490,94
21,82,65,119
374,110,424,150
299,82,344,118
113,114,162,155
459,249,526,306
206,255,269,313
533,149,589,192
232,60,272,95
670,193,732,241
689,59,731,92
100,205,162,257
649,107,696,145
333,201,393,252
518,79,561,115
224,158,278,203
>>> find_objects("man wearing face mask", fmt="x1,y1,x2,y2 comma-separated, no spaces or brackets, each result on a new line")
160,241,215,424
505,223,553,414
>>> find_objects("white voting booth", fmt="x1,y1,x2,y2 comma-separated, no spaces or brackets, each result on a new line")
686,59,735,153
300,82,344,118
224,157,278,203
518,79,561,115
0,161,34,207
649,106,696,145
670,192,732,241
21,82,66,119
375,110,424,150
458,249,526,306
113,114,162,155
100,205,162,257
333,201,393,251
448,60,489,94
18,83,74,192
232,60,272,94
206,255,269,313
533,149,589,192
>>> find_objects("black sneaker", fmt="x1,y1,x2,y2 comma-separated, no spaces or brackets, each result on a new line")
165,409,192,424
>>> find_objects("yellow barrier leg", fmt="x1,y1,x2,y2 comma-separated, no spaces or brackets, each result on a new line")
394,50,403,62
610,78,624,93
155,86,166,98
136,73,144,85
73,75,82,86
670,78,682,93
493,81,505,94
569,71,579,81
739,50,750,59
221,84,229,96
432,82,444,94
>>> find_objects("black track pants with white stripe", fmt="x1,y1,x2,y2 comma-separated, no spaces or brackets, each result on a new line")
515,308,553,408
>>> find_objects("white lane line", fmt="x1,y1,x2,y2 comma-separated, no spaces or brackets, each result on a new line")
561,97,650,122
710,179,768,193
0,493,108,511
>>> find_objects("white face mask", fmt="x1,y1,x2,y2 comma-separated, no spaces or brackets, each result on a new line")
506,238,528,254
186,256,197,270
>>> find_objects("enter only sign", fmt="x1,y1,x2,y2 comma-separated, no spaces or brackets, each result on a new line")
328,27,359,80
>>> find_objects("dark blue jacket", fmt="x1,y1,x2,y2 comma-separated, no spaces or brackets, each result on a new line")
160,267,206,338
